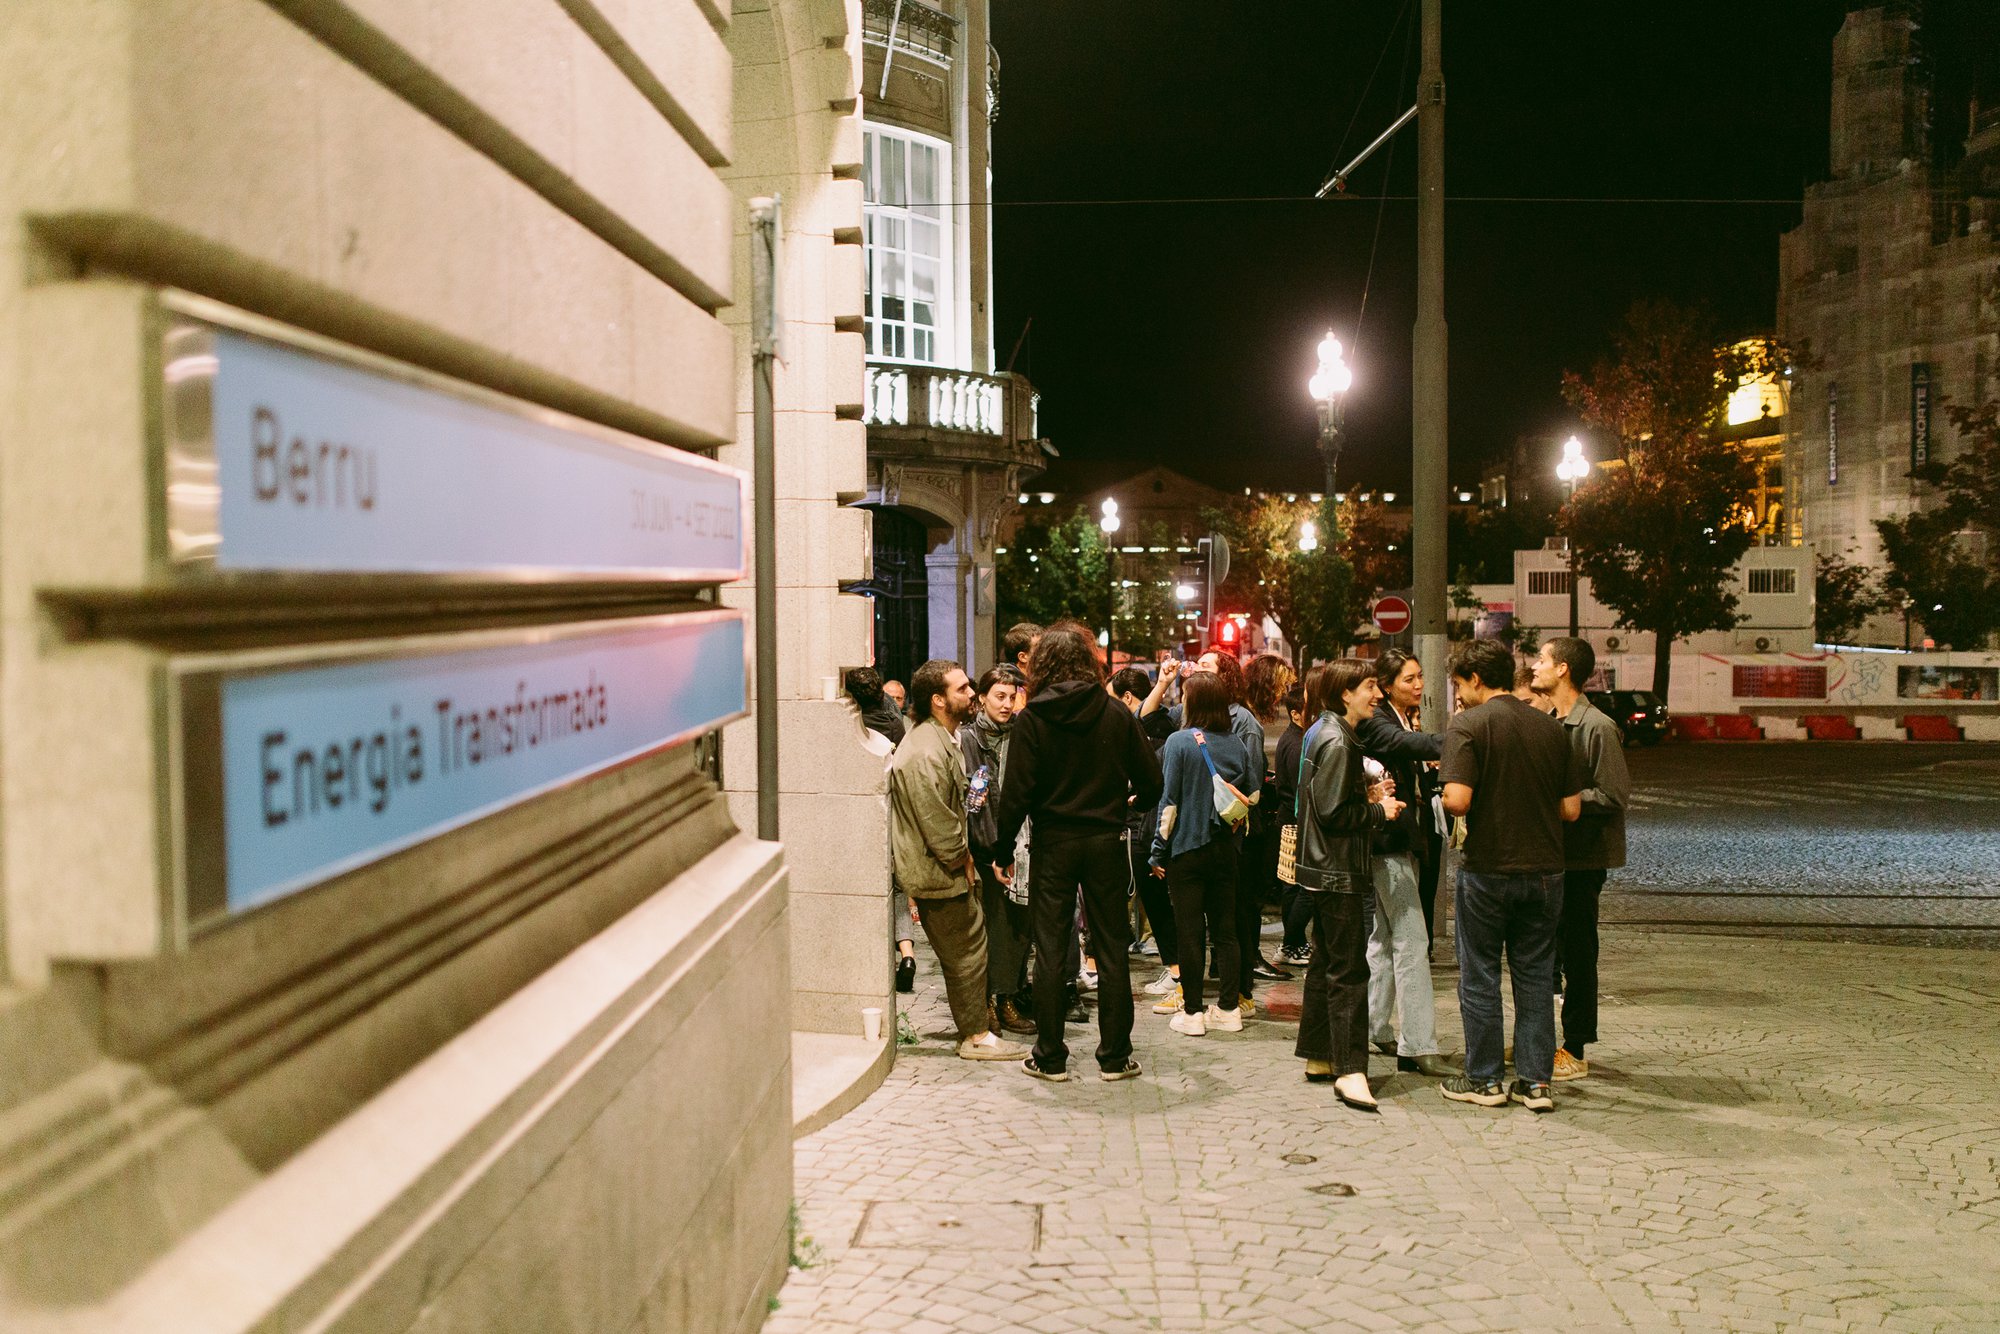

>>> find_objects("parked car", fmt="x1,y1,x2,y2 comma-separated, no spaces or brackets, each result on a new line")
1588,689,1668,746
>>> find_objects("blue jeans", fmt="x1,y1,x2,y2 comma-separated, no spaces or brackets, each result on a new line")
1454,870,1563,1085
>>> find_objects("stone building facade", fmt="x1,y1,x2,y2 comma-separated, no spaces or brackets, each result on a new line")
855,0,1048,685
1779,4,2000,643
0,2,881,1330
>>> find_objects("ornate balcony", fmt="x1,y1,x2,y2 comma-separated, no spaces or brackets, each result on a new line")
861,0,957,69
862,362,1044,472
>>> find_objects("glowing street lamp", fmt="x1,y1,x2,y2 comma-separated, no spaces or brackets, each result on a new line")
1308,330,1354,497
1555,435,1589,636
1298,518,1319,553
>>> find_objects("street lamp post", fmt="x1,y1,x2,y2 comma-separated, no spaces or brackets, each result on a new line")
1308,331,1354,500
1100,497,1121,666
1556,435,1589,639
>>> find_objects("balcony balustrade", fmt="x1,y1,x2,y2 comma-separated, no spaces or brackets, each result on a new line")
863,363,1039,456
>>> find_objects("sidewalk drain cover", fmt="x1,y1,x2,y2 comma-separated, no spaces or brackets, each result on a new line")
1309,1182,1357,1198
1282,1153,1318,1165
854,1201,1042,1250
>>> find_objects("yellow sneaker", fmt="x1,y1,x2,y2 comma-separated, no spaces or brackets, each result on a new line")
1551,1050,1589,1081
1237,997,1256,1019
1151,986,1182,1015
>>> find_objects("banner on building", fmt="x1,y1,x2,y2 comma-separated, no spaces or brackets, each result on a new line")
1827,383,1839,485
1910,363,1932,472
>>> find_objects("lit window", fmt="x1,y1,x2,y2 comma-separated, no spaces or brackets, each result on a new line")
863,127,951,366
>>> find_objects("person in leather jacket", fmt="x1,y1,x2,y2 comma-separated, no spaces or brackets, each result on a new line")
1293,659,1405,1111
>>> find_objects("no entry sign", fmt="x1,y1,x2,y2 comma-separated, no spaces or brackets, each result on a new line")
1372,596,1411,635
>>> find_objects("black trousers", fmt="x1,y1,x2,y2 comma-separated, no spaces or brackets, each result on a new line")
1029,831,1134,1073
1559,868,1607,1057
1129,826,1178,966
1294,889,1370,1076
1166,837,1238,1015
1236,825,1279,997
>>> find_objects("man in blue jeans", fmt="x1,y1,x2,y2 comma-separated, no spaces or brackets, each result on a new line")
1436,640,1582,1113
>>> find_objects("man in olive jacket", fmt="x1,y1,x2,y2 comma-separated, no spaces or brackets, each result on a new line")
888,659,1029,1062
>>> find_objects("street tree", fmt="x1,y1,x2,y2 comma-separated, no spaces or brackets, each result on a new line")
1812,551,1889,646
995,508,1112,634
1337,498,1408,623
1558,300,1776,702
1112,521,1185,657
1204,495,1354,666
1875,396,2000,648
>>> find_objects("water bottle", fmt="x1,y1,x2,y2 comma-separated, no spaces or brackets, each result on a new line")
967,763,991,813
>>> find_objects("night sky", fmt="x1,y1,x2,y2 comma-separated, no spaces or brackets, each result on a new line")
988,1,2000,496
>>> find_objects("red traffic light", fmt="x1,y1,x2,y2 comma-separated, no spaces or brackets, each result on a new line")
1217,619,1240,645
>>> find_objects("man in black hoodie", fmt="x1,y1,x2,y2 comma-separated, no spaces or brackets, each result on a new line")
994,623,1164,1083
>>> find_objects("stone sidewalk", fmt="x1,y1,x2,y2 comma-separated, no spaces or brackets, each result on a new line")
768,932,2000,1333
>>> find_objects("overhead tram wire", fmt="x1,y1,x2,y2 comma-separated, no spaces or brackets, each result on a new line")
967,194,1809,209
1350,5,1421,360
1320,0,1416,190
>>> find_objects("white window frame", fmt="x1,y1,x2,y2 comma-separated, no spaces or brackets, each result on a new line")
1745,567,1797,595
1528,569,1571,597
863,125,954,368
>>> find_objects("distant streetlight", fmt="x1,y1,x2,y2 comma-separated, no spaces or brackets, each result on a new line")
1175,583,1198,602
1308,330,1354,498
1100,498,1121,663
1555,435,1590,637
1298,519,1319,553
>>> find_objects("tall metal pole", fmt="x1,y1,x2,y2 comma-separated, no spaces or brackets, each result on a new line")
1566,479,1581,638
750,197,781,841
1411,0,1449,732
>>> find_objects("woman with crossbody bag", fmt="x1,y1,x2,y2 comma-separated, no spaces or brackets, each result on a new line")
1147,673,1261,1036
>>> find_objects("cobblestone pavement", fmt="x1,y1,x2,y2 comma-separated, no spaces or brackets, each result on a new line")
1612,745,2000,941
772,932,2000,1333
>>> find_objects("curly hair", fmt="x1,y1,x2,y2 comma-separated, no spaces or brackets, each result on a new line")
842,665,885,710
1243,653,1295,723
1197,648,1247,707
1026,621,1103,696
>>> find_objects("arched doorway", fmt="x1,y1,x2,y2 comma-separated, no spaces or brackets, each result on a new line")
854,505,931,686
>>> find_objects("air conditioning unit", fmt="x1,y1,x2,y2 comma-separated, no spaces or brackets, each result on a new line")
1754,636,1773,652
1604,635,1623,652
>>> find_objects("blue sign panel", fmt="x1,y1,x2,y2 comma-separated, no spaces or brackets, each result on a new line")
185,324,743,579
183,613,745,917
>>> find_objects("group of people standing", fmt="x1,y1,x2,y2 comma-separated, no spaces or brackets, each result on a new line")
856,617,1629,1114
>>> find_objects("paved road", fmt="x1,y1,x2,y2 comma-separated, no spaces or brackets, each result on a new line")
772,933,2000,1333
1610,743,1999,942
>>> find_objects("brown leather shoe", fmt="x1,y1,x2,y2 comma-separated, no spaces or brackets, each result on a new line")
1397,1053,1464,1078
997,996,1037,1034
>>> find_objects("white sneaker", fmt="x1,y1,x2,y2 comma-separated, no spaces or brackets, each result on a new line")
1143,968,1178,996
1203,1004,1243,1033
1168,1010,1207,1037
1151,985,1183,1014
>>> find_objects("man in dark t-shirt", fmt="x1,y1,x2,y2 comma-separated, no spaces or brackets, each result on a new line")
1436,640,1582,1113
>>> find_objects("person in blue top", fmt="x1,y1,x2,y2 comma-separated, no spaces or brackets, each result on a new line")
1142,649,1272,1012
1148,672,1262,1036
